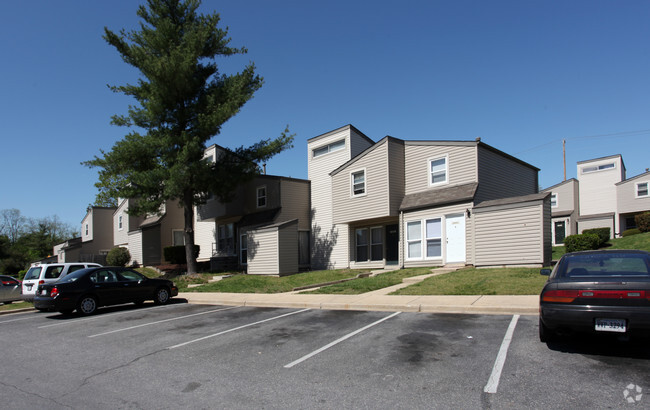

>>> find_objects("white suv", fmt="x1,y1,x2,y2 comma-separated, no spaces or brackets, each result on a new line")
22,262,102,302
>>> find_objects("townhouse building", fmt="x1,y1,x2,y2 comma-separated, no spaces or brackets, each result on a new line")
55,206,115,263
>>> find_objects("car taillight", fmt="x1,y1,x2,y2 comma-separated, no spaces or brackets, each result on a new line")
578,290,646,299
50,287,59,298
542,290,579,303
39,280,45,285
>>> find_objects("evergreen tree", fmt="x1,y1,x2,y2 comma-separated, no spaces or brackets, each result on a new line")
84,0,293,273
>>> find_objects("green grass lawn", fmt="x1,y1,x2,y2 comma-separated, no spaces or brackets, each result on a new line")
304,267,435,294
183,269,369,293
607,232,650,252
392,267,548,295
0,301,32,312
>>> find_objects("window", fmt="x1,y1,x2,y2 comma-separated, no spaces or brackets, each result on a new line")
429,157,448,186
351,170,366,196
407,221,422,259
85,224,89,236
370,227,383,261
173,230,184,246
355,229,369,262
240,234,248,265
257,186,267,208
550,193,558,208
582,162,615,174
118,214,123,230
355,227,384,262
425,219,442,258
636,182,649,198
217,224,234,255
312,139,346,158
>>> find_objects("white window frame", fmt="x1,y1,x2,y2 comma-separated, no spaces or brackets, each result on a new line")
581,162,616,174
428,155,448,187
406,218,444,260
312,139,346,159
406,221,423,260
257,186,267,208
635,181,649,198
351,169,367,197
85,224,89,236
424,218,442,259
118,214,123,230
550,193,558,208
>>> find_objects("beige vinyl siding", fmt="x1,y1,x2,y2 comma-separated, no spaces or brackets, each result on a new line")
473,201,547,267
127,231,143,266
81,212,93,242
114,200,130,246
194,212,215,262
578,156,623,217
578,215,615,235
160,200,184,263
247,228,279,275
404,143,476,195
388,139,405,215
402,202,473,268
543,179,578,216
92,208,116,251
475,146,538,203
332,141,390,224
350,127,374,158
276,179,311,230
617,177,650,214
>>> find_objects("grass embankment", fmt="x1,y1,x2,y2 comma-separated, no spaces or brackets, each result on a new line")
304,267,434,295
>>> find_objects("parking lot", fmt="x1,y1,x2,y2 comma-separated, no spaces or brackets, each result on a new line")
1,301,648,409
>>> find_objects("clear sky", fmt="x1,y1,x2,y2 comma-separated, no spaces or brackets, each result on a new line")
1,0,649,231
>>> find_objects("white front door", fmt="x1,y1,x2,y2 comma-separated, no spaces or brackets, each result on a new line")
445,214,466,263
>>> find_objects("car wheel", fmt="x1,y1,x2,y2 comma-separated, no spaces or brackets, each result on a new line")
154,287,170,305
78,295,98,316
539,318,556,343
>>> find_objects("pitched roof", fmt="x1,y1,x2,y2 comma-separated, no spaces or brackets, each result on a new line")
399,182,478,212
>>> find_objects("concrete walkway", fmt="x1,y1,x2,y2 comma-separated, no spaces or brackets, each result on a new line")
179,267,539,315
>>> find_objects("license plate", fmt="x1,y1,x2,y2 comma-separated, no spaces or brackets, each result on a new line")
595,318,626,333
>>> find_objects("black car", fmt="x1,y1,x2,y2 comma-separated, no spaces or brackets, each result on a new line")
539,249,650,342
33,267,179,315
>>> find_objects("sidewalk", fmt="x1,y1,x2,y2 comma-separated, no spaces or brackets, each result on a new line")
179,269,539,315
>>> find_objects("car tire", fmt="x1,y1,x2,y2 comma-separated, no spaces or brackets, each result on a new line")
77,295,98,316
153,287,170,305
539,318,556,343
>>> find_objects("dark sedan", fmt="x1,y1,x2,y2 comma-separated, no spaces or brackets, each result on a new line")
539,249,650,342
34,267,178,315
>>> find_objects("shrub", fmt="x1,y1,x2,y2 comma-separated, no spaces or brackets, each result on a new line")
106,247,131,267
582,227,610,246
635,212,650,233
564,233,600,253
163,245,200,264
621,228,641,237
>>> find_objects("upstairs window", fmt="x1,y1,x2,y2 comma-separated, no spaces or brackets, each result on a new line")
312,139,345,158
257,186,267,208
351,170,366,196
118,214,123,230
429,157,448,186
582,162,615,174
636,182,649,198
550,193,558,208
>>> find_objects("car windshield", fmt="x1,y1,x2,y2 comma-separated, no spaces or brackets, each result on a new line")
24,267,42,280
559,253,650,278
58,268,93,283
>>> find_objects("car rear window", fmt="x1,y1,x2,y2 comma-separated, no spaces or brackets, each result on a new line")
561,253,650,277
24,267,42,280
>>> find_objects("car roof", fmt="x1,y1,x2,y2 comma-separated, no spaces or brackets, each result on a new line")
564,249,650,256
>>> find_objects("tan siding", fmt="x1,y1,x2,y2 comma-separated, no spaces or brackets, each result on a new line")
247,229,279,275
404,144,476,195
160,200,184,263
114,201,129,246
276,180,311,230
474,203,545,266
278,223,299,274
128,231,143,266
617,178,650,214
194,212,216,261
92,208,115,251
332,142,390,224
476,147,538,203
388,139,405,215
578,156,623,216
578,216,615,235
543,179,578,216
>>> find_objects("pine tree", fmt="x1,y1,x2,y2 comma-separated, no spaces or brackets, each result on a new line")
85,0,293,273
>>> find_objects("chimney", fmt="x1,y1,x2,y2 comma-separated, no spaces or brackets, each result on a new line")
263,163,267,175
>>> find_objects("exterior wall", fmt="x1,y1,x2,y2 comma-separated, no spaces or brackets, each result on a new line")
278,222,299,274
276,179,311,231
388,139,406,215
114,200,130,246
617,175,650,214
542,179,579,246
402,202,473,268
308,125,373,269
128,231,143,266
473,199,550,267
348,219,400,270
404,142,476,196
475,145,539,203
160,200,185,263
577,155,624,219
247,227,279,275
81,212,93,242
194,214,216,262
578,215,615,235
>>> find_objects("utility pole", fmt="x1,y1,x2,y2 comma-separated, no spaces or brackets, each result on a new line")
563,139,566,181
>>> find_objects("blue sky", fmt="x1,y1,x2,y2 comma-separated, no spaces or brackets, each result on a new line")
1,0,649,230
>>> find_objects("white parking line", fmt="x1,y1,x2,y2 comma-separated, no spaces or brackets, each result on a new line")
88,306,240,338
484,314,520,394
167,308,311,350
284,311,402,369
38,303,181,329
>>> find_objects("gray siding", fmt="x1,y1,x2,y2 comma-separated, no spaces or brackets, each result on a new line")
276,179,311,231
475,146,538,203
404,143,477,195
473,201,548,267
388,139,406,215
617,176,650,214
247,228,279,275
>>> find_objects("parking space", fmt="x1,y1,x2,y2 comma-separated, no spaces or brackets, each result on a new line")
1,303,648,409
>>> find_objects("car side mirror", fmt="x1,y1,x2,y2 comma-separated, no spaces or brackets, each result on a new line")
540,269,551,276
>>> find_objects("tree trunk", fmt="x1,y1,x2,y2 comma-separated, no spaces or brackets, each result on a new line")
183,191,197,274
